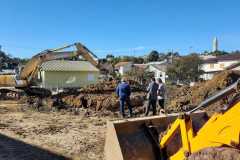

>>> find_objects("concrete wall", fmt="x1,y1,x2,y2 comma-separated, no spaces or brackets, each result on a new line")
40,71,99,89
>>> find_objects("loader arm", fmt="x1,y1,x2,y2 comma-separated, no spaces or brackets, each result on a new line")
160,79,240,160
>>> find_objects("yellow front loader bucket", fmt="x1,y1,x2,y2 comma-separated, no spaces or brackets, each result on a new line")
105,112,207,160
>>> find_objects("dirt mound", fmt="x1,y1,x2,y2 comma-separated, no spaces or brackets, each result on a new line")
187,147,240,160
79,81,117,94
18,79,146,115
44,79,147,115
167,71,240,113
79,79,145,93
57,92,145,113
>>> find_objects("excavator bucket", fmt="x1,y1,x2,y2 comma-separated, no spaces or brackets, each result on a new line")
105,112,208,160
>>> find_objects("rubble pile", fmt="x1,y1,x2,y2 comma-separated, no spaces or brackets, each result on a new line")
56,92,145,113
187,147,240,160
42,79,147,114
167,71,240,113
79,81,117,94
79,79,146,93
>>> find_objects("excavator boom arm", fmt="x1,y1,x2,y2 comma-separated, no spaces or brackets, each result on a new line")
19,42,98,85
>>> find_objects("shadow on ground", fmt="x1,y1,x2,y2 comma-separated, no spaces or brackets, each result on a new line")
0,133,70,160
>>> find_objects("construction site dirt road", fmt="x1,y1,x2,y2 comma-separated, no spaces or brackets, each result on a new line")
0,100,110,160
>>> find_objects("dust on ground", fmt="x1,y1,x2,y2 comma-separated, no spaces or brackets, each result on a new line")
0,80,148,160
0,100,113,160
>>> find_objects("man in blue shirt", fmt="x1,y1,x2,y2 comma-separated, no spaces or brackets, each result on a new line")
116,78,133,118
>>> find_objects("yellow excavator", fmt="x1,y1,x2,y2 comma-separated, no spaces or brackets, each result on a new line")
105,79,240,160
0,42,98,97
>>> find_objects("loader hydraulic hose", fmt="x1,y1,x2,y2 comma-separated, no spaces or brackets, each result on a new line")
188,79,240,114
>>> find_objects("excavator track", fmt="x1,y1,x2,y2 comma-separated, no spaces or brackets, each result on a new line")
0,88,22,100
24,87,51,98
187,147,240,160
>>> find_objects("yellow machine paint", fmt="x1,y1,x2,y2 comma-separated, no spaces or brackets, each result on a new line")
159,102,240,160
105,79,240,160
105,112,207,160
159,79,240,160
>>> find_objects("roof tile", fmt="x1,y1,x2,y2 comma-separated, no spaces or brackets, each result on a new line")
40,60,99,72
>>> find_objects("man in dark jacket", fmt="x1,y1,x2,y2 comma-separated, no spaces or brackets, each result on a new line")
145,77,159,116
116,78,133,118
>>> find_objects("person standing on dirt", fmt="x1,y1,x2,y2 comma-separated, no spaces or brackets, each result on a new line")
116,78,133,118
157,78,166,114
145,77,159,116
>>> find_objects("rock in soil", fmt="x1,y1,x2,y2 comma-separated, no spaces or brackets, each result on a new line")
187,147,240,160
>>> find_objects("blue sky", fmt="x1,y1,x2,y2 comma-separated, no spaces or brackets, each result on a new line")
0,0,239,58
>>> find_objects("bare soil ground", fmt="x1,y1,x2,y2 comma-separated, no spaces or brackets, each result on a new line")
1,72,240,160
0,100,111,160
187,147,240,160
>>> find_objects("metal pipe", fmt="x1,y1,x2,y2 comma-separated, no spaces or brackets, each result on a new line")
188,79,240,114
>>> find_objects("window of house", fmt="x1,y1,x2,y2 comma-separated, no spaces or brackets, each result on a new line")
220,63,224,68
88,74,95,81
209,64,214,69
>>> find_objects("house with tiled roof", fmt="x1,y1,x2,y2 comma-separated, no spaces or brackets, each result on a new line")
145,63,168,83
115,60,169,82
39,60,99,89
200,54,240,80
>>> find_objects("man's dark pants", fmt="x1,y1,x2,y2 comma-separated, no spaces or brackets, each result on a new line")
158,99,165,109
145,99,157,116
120,97,133,117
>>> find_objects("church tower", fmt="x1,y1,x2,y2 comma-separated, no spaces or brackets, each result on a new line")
213,37,218,52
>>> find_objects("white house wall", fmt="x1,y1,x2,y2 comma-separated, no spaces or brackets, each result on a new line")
119,63,133,75
200,60,239,80
201,60,239,72
200,73,214,80
148,65,166,83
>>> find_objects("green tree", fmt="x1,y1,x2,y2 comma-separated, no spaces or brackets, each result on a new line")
147,50,159,62
125,66,154,84
167,54,203,83
210,50,228,56
106,54,114,58
111,57,121,65
106,54,114,61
